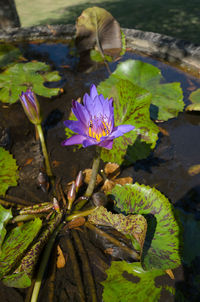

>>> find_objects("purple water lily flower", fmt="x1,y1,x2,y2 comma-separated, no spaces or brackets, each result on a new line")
62,85,134,150
19,89,41,125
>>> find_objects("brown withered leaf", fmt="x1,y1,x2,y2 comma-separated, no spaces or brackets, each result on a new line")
165,269,175,280
83,168,103,185
22,158,33,167
104,248,114,255
102,177,133,193
158,126,169,136
188,164,200,176
104,162,120,179
52,160,61,168
88,206,147,251
57,245,66,269
67,217,86,229
115,177,133,186
101,179,116,192
75,7,122,58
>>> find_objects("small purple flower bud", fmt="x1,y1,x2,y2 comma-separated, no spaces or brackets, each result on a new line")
67,181,76,210
19,89,41,125
75,171,83,192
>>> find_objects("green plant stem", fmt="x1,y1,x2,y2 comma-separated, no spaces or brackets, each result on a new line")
0,198,23,209
30,222,63,302
36,123,53,180
85,148,101,198
66,207,97,222
72,230,97,302
11,213,45,223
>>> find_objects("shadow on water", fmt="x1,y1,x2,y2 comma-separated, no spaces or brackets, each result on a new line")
173,186,200,301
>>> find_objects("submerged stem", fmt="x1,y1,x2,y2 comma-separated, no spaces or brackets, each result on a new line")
72,230,97,302
85,148,101,198
36,124,53,181
66,235,86,302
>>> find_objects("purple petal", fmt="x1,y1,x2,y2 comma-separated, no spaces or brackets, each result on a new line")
72,101,90,126
63,120,86,135
61,134,86,146
82,138,97,148
90,84,98,99
98,139,113,149
83,93,94,111
109,124,135,139
108,98,114,131
99,94,110,116
92,95,104,117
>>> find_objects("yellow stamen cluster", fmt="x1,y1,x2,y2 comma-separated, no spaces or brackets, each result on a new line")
88,120,110,141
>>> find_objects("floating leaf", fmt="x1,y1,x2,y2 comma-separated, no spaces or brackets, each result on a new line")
186,88,200,111
0,218,42,278
0,205,12,250
76,7,122,59
98,78,159,164
88,206,147,251
0,147,19,196
110,183,180,270
2,212,62,288
0,62,61,104
102,261,170,302
0,44,22,68
110,59,184,121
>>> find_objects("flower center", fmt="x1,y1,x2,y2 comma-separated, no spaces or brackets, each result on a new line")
88,117,111,141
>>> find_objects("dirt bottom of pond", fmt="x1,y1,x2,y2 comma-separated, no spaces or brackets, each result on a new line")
1,44,200,301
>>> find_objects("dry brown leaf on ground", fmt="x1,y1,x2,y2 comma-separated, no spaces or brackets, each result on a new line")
165,269,175,279
104,162,120,179
188,164,200,176
57,245,66,269
83,169,103,185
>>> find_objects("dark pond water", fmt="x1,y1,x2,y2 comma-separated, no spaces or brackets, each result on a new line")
1,42,200,301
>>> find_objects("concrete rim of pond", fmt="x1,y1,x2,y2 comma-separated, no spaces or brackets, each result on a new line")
0,24,200,74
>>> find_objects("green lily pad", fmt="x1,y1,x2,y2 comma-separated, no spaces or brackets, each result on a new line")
98,79,159,164
110,183,180,270
0,147,19,196
0,44,22,68
0,218,42,278
102,261,172,302
2,212,62,288
88,206,147,251
0,205,12,250
0,62,61,104
186,88,200,111
111,59,184,121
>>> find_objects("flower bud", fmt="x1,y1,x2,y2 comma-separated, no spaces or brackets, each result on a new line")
19,89,41,125
75,170,83,192
67,181,76,210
